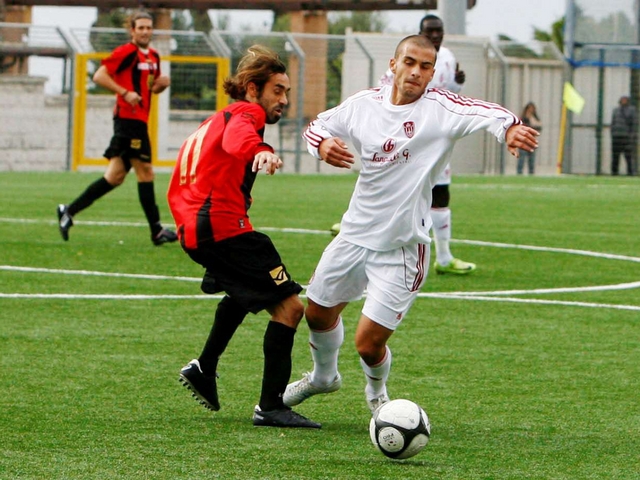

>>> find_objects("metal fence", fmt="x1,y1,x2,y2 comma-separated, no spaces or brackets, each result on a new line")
1,25,569,175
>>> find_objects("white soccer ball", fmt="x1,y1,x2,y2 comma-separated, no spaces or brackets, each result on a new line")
369,399,431,460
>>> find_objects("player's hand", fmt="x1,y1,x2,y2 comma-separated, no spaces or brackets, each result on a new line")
506,124,539,158
123,90,142,106
252,151,283,175
319,137,355,169
152,75,171,93
454,63,465,85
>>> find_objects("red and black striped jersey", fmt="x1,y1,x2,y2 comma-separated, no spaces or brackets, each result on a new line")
102,42,161,122
167,101,275,249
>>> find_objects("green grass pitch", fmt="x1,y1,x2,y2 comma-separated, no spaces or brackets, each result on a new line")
1,171,639,479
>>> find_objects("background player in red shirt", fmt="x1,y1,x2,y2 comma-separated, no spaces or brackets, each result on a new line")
170,45,320,429
57,10,176,246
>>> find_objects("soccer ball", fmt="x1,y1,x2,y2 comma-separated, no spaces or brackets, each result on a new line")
369,399,430,460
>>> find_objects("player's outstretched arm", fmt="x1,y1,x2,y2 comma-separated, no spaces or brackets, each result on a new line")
252,151,282,175
505,124,540,158
319,137,355,169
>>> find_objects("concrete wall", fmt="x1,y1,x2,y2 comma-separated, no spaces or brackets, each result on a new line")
0,76,68,171
0,75,342,174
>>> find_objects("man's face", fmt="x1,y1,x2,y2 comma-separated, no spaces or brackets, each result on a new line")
390,41,436,104
420,18,444,52
131,18,153,48
257,73,291,124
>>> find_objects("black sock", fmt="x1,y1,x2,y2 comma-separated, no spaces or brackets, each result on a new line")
68,177,114,216
259,321,296,411
137,181,162,236
198,296,247,377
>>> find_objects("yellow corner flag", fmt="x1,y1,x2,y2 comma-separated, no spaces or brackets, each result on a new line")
563,82,585,114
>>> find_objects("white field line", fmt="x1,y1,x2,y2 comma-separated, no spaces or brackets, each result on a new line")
452,238,640,264
437,281,640,296
0,217,330,235
0,217,146,228
0,293,219,299
1,218,639,310
453,183,640,192
3,215,640,263
416,293,640,312
0,265,201,282
2,264,639,297
1,292,639,312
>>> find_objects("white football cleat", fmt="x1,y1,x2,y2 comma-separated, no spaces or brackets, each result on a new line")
367,393,390,415
284,372,342,407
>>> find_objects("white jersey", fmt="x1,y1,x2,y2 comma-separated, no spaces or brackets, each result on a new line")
379,46,462,186
379,46,462,92
303,85,520,251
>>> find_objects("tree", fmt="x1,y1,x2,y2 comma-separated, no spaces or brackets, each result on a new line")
328,11,386,35
534,17,564,54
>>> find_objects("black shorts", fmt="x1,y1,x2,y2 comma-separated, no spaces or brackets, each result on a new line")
431,184,450,208
185,231,303,314
103,118,152,171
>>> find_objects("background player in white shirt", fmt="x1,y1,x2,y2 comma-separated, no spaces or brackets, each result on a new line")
379,14,473,275
284,35,539,414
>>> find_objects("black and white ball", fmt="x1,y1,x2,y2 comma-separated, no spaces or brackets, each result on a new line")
369,399,431,460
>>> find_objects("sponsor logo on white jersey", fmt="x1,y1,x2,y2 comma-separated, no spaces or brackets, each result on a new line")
382,138,396,153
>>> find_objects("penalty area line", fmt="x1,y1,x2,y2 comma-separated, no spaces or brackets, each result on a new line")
0,265,201,282
1,292,639,312
417,293,640,312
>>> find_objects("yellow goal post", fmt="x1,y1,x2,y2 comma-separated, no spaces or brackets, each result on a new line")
72,52,230,170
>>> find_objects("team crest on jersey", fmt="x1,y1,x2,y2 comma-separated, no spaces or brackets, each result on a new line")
270,266,289,285
382,138,396,153
130,139,142,150
403,121,415,138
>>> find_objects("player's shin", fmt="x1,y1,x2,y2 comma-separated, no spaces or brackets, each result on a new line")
309,315,344,385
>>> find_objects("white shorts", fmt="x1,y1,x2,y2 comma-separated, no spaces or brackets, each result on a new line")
306,237,429,330
435,162,452,186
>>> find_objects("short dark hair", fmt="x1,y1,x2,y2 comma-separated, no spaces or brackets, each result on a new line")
419,14,442,33
394,35,437,59
223,45,287,101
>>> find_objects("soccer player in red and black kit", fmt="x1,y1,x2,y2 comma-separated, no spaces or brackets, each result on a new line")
57,10,177,246
169,45,320,428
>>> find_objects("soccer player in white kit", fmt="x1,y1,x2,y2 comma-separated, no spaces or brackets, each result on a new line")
284,35,539,414
379,14,474,275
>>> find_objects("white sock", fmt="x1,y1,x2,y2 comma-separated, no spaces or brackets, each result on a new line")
431,207,453,265
361,346,392,400
309,316,344,386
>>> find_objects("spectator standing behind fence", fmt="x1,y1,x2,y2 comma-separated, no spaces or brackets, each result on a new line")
56,10,177,246
518,102,542,175
610,96,638,176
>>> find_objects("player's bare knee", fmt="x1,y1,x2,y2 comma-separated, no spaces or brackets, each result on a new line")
289,296,305,323
305,302,336,331
271,295,304,328
105,172,125,186
355,338,385,366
